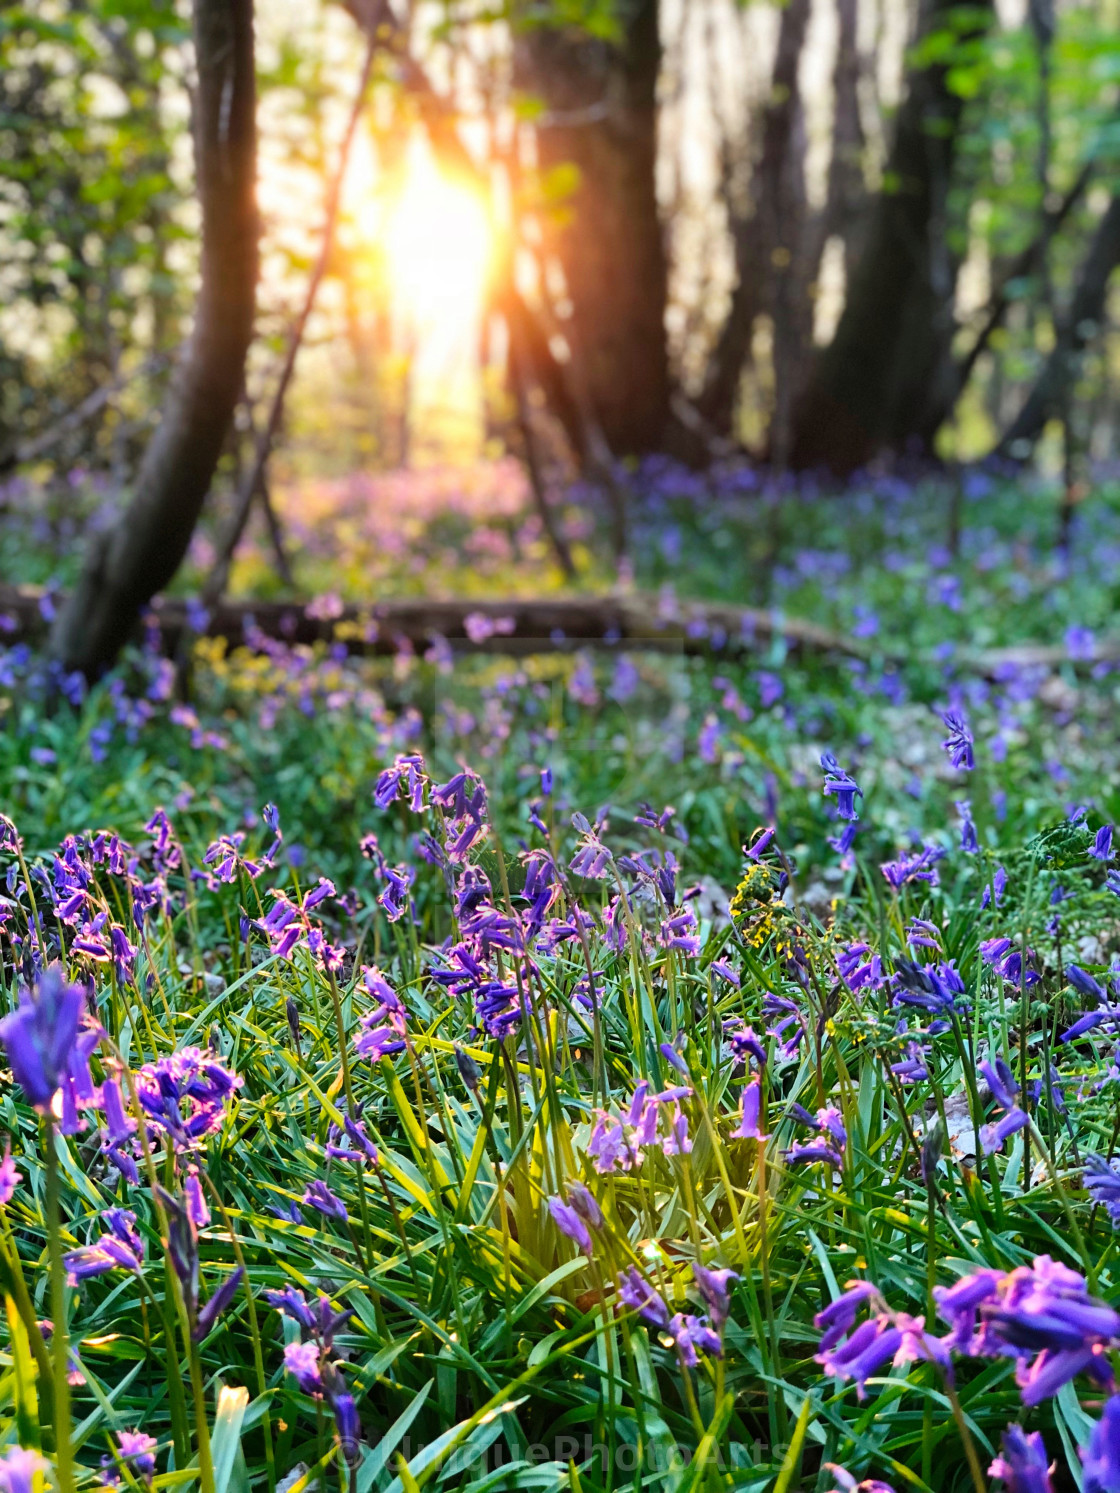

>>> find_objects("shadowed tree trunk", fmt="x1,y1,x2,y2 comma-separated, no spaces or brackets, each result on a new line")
698,0,864,453
788,0,993,473
997,194,1120,457
696,0,811,437
828,0,867,279
518,0,669,457
50,0,258,677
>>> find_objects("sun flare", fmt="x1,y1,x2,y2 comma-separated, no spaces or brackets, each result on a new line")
381,141,494,331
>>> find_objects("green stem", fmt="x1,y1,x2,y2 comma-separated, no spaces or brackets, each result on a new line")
43,1120,75,1493
188,1341,217,1493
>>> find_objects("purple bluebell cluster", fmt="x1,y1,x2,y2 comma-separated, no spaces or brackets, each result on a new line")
935,1257,1120,1405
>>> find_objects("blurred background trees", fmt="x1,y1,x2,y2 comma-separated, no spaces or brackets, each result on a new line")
4,0,1120,664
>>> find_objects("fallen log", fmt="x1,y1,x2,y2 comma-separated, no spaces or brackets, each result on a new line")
0,585,888,663
1,584,1112,677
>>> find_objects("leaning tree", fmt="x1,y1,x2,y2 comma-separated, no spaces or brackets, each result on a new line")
50,0,258,678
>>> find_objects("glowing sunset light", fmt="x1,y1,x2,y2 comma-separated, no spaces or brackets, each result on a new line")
382,142,495,331
340,131,497,456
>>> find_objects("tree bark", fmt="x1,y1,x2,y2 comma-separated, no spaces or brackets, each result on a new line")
827,0,867,280
788,0,993,473
518,0,670,457
997,194,1120,457
50,0,258,677
697,0,864,452
696,0,811,437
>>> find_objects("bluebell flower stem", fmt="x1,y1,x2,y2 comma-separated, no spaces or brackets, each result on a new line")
1026,1118,1093,1282
943,1375,987,1493
199,1170,276,1493
43,1121,75,1493
188,1339,217,1493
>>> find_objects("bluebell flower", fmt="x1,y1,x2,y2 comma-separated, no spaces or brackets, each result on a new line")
284,1340,324,1395
1092,826,1115,862
732,1079,768,1140
135,1047,241,1149
618,1266,670,1329
64,1208,145,1283
978,1057,1028,1155
939,708,975,770
745,826,776,860
1082,1392,1120,1493
906,918,941,952
838,943,883,991
373,754,426,811
1085,1155,1120,1228
957,800,978,853
668,1312,722,1365
548,1196,592,1255
567,1182,603,1230
815,1281,882,1351
107,1430,159,1486
982,864,1008,908
660,1043,689,1076
880,845,944,889
821,753,863,822
266,1287,351,1345
0,965,90,1113
710,959,740,988
724,1020,766,1064
1067,626,1096,661
692,1263,738,1330
1062,966,1120,1042
825,1465,896,1493
0,1448,48,1493
817,1307,946,1400
891,1041,929,1084
321,1359,362,1467
0,1145,19,1206
304,1181,348,1222
828,821,858,858
988,1425,1054,1493
936,1256,1120,1405
157,1184,243,1342
891,960,968,1026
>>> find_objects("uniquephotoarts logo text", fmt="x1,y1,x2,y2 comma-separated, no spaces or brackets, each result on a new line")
388,1434,773,1476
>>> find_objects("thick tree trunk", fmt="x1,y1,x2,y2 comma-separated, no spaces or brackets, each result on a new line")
50,0,258,677
997,194,1120,457
788,0,993,473
519,0,670,457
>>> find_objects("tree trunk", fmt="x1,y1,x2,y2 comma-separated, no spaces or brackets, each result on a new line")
698,0,864,452
788,0,993,473
997,194,1120,457
519,0,670,457
828,0,867,280
696,0,811,437
50,0,258,677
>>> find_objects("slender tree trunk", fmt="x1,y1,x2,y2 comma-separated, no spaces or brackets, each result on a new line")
788,0,993,473
50,0,258,677
828,0,867,280
696,0,811,437
698,0,862,452
518,0,669,456
998,194,1120,457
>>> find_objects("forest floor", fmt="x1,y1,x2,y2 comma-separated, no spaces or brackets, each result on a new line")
0,461,1119,1492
